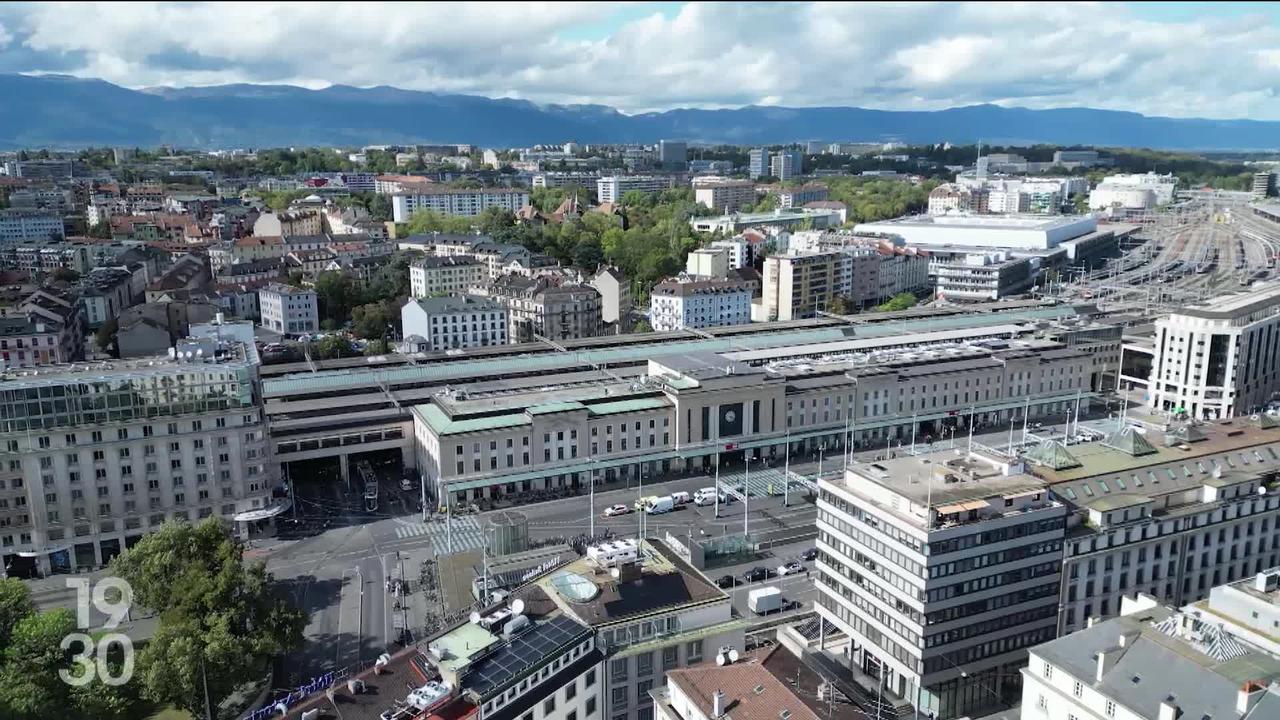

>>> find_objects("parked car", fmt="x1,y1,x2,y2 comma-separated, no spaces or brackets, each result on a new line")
742,567,769,583
800,548,819,562
716,575,735,589
776,561,804,577
603,504,630,517
783,599,803,612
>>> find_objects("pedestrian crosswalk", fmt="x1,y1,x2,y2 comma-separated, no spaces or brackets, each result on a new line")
393,516,489,553
718,467,790,498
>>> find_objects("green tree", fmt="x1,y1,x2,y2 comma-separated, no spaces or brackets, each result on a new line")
351,302,393,340
876,292,918,312
51,267,80,283
478,206,515,235
830,296,851,315
312,335,356,359
109,519,304,719
0,578,33,649
633,319,653,333
95,318,119,357
312,271,356,326
363,338,391,356
0,609,78,717
87,221,113,239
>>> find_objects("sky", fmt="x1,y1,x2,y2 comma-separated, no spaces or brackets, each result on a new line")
0,1,1279,119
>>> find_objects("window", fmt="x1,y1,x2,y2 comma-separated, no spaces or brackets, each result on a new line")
585,669,596,688
1105,700,1116,717
662,645,678,670
1043,663,1053,679
543,697,555,715
687,640,703,663
1072,681,1083,698
586,698,597,717
610,657,628,682
566,682,577,701
637,680,653,705
611,688,628,711
1036,695,1047,712
636,651,653,677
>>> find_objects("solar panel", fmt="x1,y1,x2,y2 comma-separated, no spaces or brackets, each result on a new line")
464,615,588,697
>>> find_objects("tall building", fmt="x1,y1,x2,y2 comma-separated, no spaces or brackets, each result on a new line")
777,184,828,209
769,150,803,181
1147,283,1280,419
588,266,632,329
0,323,278,576
659,140,688,170
0,209,64,243
760,241,930,320
409,256,487,298
1253,171,1276,198
748,149,768,180
815,451,1067,719
477,276,602,343
390,187,529,222
649,276,752,331
597,176,675,204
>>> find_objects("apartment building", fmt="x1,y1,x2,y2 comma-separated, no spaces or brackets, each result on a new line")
80,267,140,330
769,151,803,182
761,241,930,320
1026,415,1280,636
761,252,838,321
1024,602,1280,720
0,209,64,243
588,266,632,328
692,177,756,213
391,187,530,222
1,239,92,274
748,149,768,180
20,286,86,362
477,276,602,343
533,171,601,189
0,325,277,577
708,238,749,270
252,210,323,238
777,184,829,209
597,176,675,204
410,256,487,298
685,248,731,279
1147,284,1280,419
258,283,319,335
649,276,752,331
400,295,509,352
0,315,69,367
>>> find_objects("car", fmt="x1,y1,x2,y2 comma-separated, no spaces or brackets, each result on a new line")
742,567,769,583
603,504,630,517
776,561,804,577
783,599,803,612
800,548,819,562
715,575,735,589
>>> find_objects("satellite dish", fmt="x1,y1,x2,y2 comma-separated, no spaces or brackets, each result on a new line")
729,649,740,663
716,653,727,666
469,611,482,625
510,598,525,616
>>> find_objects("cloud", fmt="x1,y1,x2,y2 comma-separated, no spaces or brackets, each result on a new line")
0,2,1277,119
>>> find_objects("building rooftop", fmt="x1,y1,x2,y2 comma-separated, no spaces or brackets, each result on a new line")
661,649,823,720
846,450,1049,507
261,282,311,296
411,295,506,315
1175,281,1280,319
861,213,1093,231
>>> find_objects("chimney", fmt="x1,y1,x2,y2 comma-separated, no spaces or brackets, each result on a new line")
1237,681,1265,715
1158,699,1179,720
1095,647,1123,682
712,690,726,719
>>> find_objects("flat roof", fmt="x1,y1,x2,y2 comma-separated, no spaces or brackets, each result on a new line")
860,214,1093,231
845,451,1048,506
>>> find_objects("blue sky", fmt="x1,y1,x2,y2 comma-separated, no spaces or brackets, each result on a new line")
0,2,1278,119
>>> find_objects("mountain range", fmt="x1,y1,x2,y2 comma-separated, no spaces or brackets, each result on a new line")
1,73,1278,151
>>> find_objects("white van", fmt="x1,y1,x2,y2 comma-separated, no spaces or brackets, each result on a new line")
693,487,718,506
646,496,675,514
670,491,691,505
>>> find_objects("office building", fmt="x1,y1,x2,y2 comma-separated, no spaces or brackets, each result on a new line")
400,295,509,352
258,283,319,335
749,149,768,180
815,451,1067,718
1093,173,1179,206
1147,283,1280,419
0,209,64,243
1253,172,1276,198
391,187,530,222
410,256,487,299
477,276,602,343
709,238,749,270
760,241,930,320
935,253,1034,302
597,176,675,204
770,151,803,181
0,324,278,577
1024,602,1280,720
690,208,842,235
1051,149,1102,167
3,159,76,179
649,276,752,331
855,214,1099,252
777,184,828,209
1186,568,1280,656
692,177,756,213
659,140,688,169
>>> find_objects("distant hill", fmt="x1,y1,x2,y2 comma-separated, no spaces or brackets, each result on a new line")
1,73,1277,150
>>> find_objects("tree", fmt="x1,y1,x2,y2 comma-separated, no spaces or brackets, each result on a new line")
633,319,653,333
109,519,304,719
51,267,80,283
830,296,851,315
312,335,356,359
351,302,392,340
0,609,78,717
87,221,112,239
876,292,918,312
312,271,356,326
364,338,391,356
0,578,33,649
478,206,515,236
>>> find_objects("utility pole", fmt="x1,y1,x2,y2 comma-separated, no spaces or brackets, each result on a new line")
589,462,595,538
783,431,790,507
743,450,750,538
420,471,428,522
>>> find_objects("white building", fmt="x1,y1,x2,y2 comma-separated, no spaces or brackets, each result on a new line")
855,214,1099,252
816,451,1067,719
0,324,279,577
769,150,803,181
0,209,63,243
1023,602,1280,720
748,149,768,180
597,176,674,204
1089,186,1158,214
400,295,509,352
1147,283,1280,419
588,265,632,328
685,248,730,278
391,187,529,222
409,256,487,299
257,283,319,335
777,184,829,209
533,172,601,189
648,275,752,331
709,238,749,270
692,177,756,213
1096,172,1179,205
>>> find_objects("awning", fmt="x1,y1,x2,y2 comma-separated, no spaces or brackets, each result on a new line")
233,501,291,522
935,499,990,514
1003,489,1042,500
13,543,71,558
